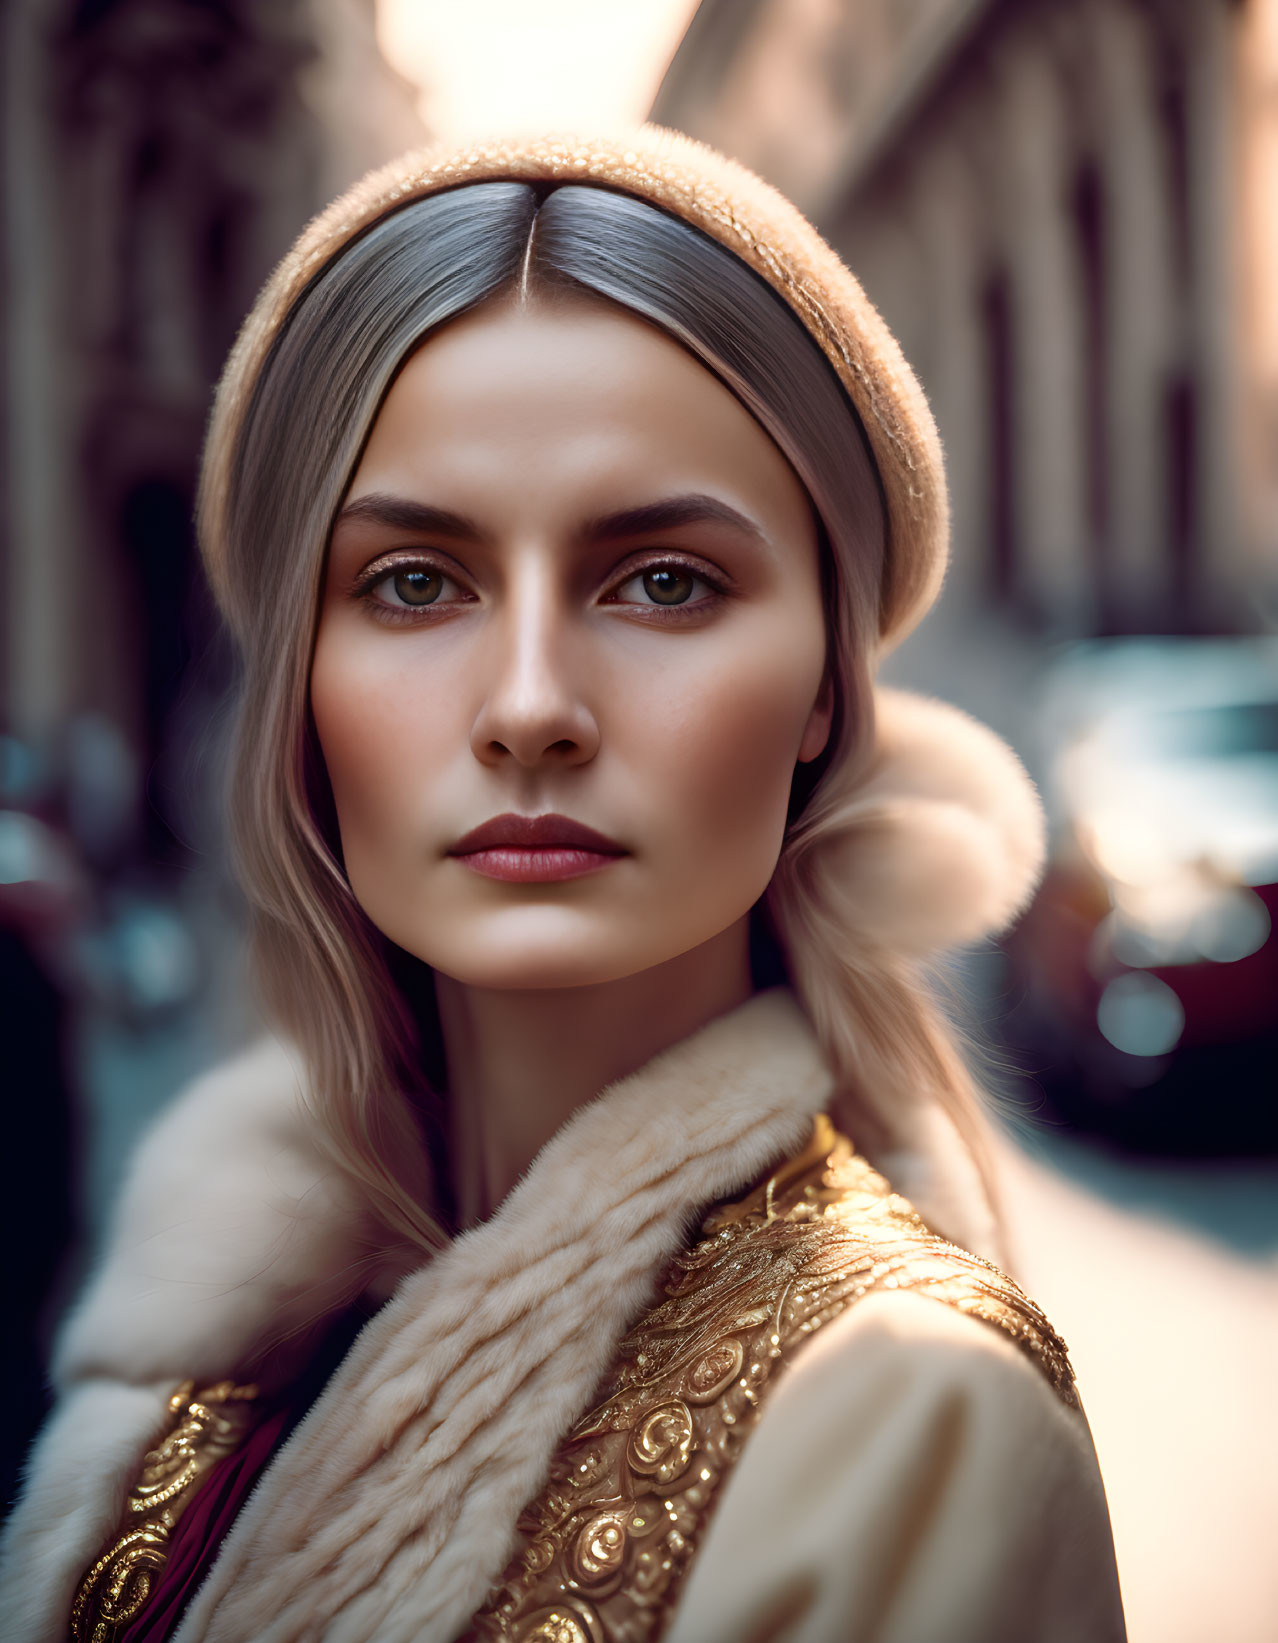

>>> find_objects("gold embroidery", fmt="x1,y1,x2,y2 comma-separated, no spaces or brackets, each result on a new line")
464,1117,1076,1643
69,1380,259,1643
517,1604,600,1643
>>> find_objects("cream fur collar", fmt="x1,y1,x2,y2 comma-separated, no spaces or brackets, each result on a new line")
2,988,833,1643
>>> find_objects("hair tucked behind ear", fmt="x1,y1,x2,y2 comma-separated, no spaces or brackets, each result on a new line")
767,684,1047,1259
215,179,1034,1268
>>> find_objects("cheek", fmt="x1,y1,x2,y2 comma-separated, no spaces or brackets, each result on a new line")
627,618,825,867
309,625,456,850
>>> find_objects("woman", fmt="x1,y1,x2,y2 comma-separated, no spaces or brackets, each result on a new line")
1,129,1125,1643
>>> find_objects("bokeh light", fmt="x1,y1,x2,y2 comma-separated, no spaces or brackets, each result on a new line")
376,0,701,139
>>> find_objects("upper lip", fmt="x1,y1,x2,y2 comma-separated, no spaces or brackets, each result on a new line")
448,813,627,855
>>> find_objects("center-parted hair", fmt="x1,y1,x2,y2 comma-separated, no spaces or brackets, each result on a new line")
215,180,1004,1266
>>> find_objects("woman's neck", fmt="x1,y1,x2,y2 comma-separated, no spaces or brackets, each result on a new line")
435,918,754,1227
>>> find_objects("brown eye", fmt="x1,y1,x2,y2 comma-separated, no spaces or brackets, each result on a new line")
641,567,694,605
391,569,444,606
609,560,721,613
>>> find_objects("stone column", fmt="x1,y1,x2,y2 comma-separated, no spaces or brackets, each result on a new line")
1183,0,1247,625
1087,0,1179,628
1236,0,1278,609
2,0,87,741
993,24,1093,631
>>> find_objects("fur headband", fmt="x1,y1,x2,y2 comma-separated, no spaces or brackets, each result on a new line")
827,688,1046,954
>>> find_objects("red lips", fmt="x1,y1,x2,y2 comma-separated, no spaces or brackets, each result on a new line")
448,813,627,884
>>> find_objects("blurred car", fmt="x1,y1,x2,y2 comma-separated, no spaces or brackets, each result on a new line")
1002,637,1278,1156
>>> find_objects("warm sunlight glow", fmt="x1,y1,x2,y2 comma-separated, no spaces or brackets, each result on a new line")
375,0,701,139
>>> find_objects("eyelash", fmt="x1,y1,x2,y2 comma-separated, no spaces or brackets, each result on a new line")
352,552,729,626
351,557,471,625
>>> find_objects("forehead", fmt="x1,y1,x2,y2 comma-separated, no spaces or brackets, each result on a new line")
346,297,812,534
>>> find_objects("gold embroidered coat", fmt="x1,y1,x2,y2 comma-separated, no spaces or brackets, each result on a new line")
0,992,1124,1643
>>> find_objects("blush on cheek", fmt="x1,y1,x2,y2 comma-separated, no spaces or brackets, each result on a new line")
311,636,448,840
659,657,818,876
309,677,385,841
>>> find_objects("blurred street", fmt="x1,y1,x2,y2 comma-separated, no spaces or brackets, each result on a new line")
1019,1122,1278,1257
1002,1136,1278,1643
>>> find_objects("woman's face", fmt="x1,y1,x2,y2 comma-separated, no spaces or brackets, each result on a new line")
311,296,831,990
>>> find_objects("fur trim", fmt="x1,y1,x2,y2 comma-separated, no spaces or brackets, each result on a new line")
0,1380,178,1643
0,990,832,1643
834,687,1047,957
0,1038,379,1643
56,1036,378,1394
177,990,831,1643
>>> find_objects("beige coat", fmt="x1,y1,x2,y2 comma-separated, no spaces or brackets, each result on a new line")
0,990,1124,1643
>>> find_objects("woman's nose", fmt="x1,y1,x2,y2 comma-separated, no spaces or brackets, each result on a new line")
468,581,601,770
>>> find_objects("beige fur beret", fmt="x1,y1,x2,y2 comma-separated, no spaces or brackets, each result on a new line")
198,124,948,651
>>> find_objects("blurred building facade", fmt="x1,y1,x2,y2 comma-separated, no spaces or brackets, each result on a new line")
1,0,424,864
657,0,1278,738
0,2,425,1510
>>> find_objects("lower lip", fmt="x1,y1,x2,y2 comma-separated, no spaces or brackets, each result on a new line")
452,847,626,884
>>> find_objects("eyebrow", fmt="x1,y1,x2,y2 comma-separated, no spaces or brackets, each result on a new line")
581,494,770,547
335,494,484,540
334,491,770,549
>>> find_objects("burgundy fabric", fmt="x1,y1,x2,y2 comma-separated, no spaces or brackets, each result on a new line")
109,1309,370,1643
119,1401,296,1643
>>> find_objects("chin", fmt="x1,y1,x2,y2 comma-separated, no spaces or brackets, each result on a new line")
440,956,638,992
369,871,764,991
427,945,665,993
409,906,696,992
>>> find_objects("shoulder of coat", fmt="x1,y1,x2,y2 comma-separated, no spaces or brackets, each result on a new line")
632,1114,1079,1414
465,1118,1079,1642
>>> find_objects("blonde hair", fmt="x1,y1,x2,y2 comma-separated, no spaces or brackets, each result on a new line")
206,181,1004,1261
